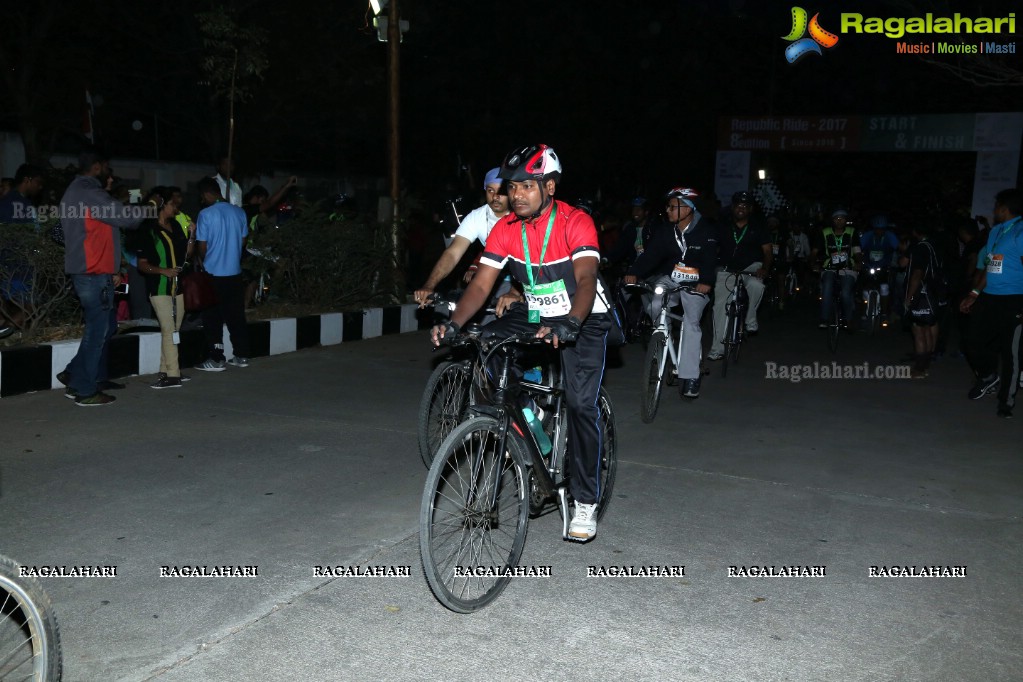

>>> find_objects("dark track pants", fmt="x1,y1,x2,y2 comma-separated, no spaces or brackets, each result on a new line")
964,293,1023,408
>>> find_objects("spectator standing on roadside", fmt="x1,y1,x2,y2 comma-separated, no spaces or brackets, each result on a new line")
960,188,1023,418
137,187,194,389
57,150,150,406
213,157,242,207
194,176,251,371
0,164,44,224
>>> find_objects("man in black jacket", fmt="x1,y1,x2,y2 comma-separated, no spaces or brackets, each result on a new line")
708,191,773,360
624,187,718,398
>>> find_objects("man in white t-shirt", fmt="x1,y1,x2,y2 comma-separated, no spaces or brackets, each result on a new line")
212,157,243,207
414,167,517,310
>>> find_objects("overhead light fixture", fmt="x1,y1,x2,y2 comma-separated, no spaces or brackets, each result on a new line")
370,0,387,15
757,169,767,180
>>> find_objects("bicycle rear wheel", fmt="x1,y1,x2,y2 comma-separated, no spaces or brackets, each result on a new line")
639,332,667,423
420,417,530,613
596,387,617,521
417,361,474,468
0,554,62,682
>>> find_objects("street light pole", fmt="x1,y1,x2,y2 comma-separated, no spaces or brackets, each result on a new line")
387,0,402,279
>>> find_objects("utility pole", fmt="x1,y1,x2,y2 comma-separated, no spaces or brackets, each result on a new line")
387,0,402,280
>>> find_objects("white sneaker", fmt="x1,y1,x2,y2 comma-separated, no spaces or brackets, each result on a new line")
568,503,597,541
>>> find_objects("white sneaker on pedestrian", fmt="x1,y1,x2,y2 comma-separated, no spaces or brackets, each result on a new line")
227,356,250,368
568,502,597,541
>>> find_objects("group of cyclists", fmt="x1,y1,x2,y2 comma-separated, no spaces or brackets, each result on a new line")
411,142,955,542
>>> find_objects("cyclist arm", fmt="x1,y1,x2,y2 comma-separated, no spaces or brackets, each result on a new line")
536,256,598,348
415,235,473,305
449,263,500,329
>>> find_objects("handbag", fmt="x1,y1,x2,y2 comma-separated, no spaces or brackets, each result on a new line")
180,271,218,312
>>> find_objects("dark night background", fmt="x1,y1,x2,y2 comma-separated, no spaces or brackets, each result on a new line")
1,0,1019,219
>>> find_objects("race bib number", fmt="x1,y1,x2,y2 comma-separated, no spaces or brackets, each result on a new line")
986,254,1004,274
831,253,848,265
670,264,699,283
869,250,885,262
525,280,571,319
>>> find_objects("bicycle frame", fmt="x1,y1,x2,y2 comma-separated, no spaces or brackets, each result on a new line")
463,335,575,539
724,271,750,345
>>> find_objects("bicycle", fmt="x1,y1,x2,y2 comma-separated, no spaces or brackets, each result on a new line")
860,267,889,335
626,281,700,422
720,270,750,378
416,294,555,468
419,328,617,613
0,553,62,681
821,268,856,353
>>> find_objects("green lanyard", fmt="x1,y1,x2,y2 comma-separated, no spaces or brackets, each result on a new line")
990,216,1022,255
831,232,847,252
521,203,557,290
733,225,748,244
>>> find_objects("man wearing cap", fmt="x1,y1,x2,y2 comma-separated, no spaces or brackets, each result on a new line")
707,191,773,361
812,208,862,329
414,167,518,312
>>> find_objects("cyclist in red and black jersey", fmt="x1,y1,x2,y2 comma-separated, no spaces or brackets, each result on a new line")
431,143,613,542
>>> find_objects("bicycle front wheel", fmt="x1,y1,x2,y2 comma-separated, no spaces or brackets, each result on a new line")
417,361,474,468
0,554,62,682
639,332,667,423
828,310,840,354
420,417,530,613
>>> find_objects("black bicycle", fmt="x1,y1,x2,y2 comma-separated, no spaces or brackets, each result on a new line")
416,294,556,467
721,271,750,378
821,269,855,353
0,553,63,681
419,327,617,613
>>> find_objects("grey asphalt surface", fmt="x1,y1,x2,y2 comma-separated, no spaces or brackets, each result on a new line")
1,307,1020,682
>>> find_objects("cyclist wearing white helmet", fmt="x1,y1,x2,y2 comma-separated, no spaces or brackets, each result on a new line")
623,187,718,398
432,143,614,542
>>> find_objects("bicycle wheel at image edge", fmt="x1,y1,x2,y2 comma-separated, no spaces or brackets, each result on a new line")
639,331,667,423
0,554,62,681
417,361,474,468
420,417,530,613
596,386,617,521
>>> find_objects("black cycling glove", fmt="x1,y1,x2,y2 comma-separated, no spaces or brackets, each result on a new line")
545,316,582,343
437,320,461,343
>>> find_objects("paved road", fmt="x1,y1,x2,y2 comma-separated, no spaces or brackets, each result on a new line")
1,308,1020,681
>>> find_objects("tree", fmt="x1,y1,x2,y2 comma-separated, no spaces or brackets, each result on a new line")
197,7,269,180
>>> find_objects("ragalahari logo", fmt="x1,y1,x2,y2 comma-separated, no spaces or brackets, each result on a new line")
782,7,839,63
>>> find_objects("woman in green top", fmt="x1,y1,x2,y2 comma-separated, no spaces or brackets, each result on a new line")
137,187,194,389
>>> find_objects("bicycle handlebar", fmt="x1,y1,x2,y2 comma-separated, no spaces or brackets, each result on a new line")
623,281,700,296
